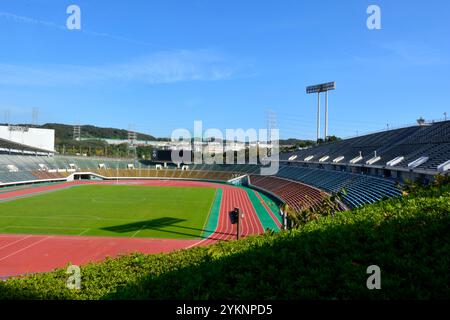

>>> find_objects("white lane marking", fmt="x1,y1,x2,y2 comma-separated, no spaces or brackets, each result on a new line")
0,235,33,251
0,236,51,262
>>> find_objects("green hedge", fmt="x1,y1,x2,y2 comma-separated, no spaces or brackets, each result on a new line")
1,183,449,300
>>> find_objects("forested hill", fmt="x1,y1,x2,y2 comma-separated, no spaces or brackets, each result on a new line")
43,123,157,141
0,123,157,141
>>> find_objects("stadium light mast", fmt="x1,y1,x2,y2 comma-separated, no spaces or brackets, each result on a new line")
317,92,320,142
306,82,336,142
325,91,329,139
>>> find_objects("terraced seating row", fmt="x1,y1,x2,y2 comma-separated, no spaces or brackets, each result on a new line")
281,120,450,172
0,171,37,184
400,121,450,144
276,165,402,208
31,171,70,180
415,143,450,171
189,163,260,174
249,175,327,212
89,169,235,181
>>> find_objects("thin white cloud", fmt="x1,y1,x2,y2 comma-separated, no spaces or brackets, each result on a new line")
352,41,448,67
0,11,65,30
0,50,235,86
380,41,447,66
0,11,164,48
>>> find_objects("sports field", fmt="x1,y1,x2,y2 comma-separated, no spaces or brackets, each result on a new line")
0,185,217,239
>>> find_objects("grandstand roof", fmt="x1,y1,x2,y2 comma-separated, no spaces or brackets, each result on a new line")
0,136,55,154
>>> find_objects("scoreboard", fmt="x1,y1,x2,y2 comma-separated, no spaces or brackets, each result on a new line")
152,149,192,162
154,150,172,161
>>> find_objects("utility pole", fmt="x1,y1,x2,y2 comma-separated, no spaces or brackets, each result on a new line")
235,208,245,240
116,160,119,184
230,207,244,240
236,208,241,240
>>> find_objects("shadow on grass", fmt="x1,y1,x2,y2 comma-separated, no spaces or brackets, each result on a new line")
101,217,235,239
102,217,186,233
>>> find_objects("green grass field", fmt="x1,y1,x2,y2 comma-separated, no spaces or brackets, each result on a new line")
0,185,217,239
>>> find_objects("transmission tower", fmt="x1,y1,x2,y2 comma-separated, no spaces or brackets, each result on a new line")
73,124,81,141
128,124,138,159
32,107,39,126
4,109,10,126
266,109,277,143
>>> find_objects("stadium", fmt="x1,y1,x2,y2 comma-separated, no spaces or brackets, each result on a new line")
0,117,449,295
0,0,449,308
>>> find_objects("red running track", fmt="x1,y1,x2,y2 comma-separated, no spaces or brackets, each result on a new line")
0,180,265,277
0,234,198,278
198,186,265,246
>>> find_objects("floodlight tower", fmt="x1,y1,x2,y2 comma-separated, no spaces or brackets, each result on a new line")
306,82,336,142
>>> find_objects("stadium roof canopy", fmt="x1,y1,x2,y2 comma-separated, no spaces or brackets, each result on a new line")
0,136,55,155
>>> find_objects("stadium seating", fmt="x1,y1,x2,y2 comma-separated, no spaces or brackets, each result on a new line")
1,120,449,215
6,120,434,209
281,120,450,172
87,168,235,181
276,165,402,207
249,175,327,212
0,152,402,209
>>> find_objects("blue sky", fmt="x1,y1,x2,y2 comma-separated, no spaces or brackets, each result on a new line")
0,0,449,139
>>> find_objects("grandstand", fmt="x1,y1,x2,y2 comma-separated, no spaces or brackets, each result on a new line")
1,120,449,211
248,175,329,212
281,120,450,179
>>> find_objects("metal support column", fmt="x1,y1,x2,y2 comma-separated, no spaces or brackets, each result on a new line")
317,92,321,142
324,90,329,140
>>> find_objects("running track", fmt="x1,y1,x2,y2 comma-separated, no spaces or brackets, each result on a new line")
0,180,276,277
